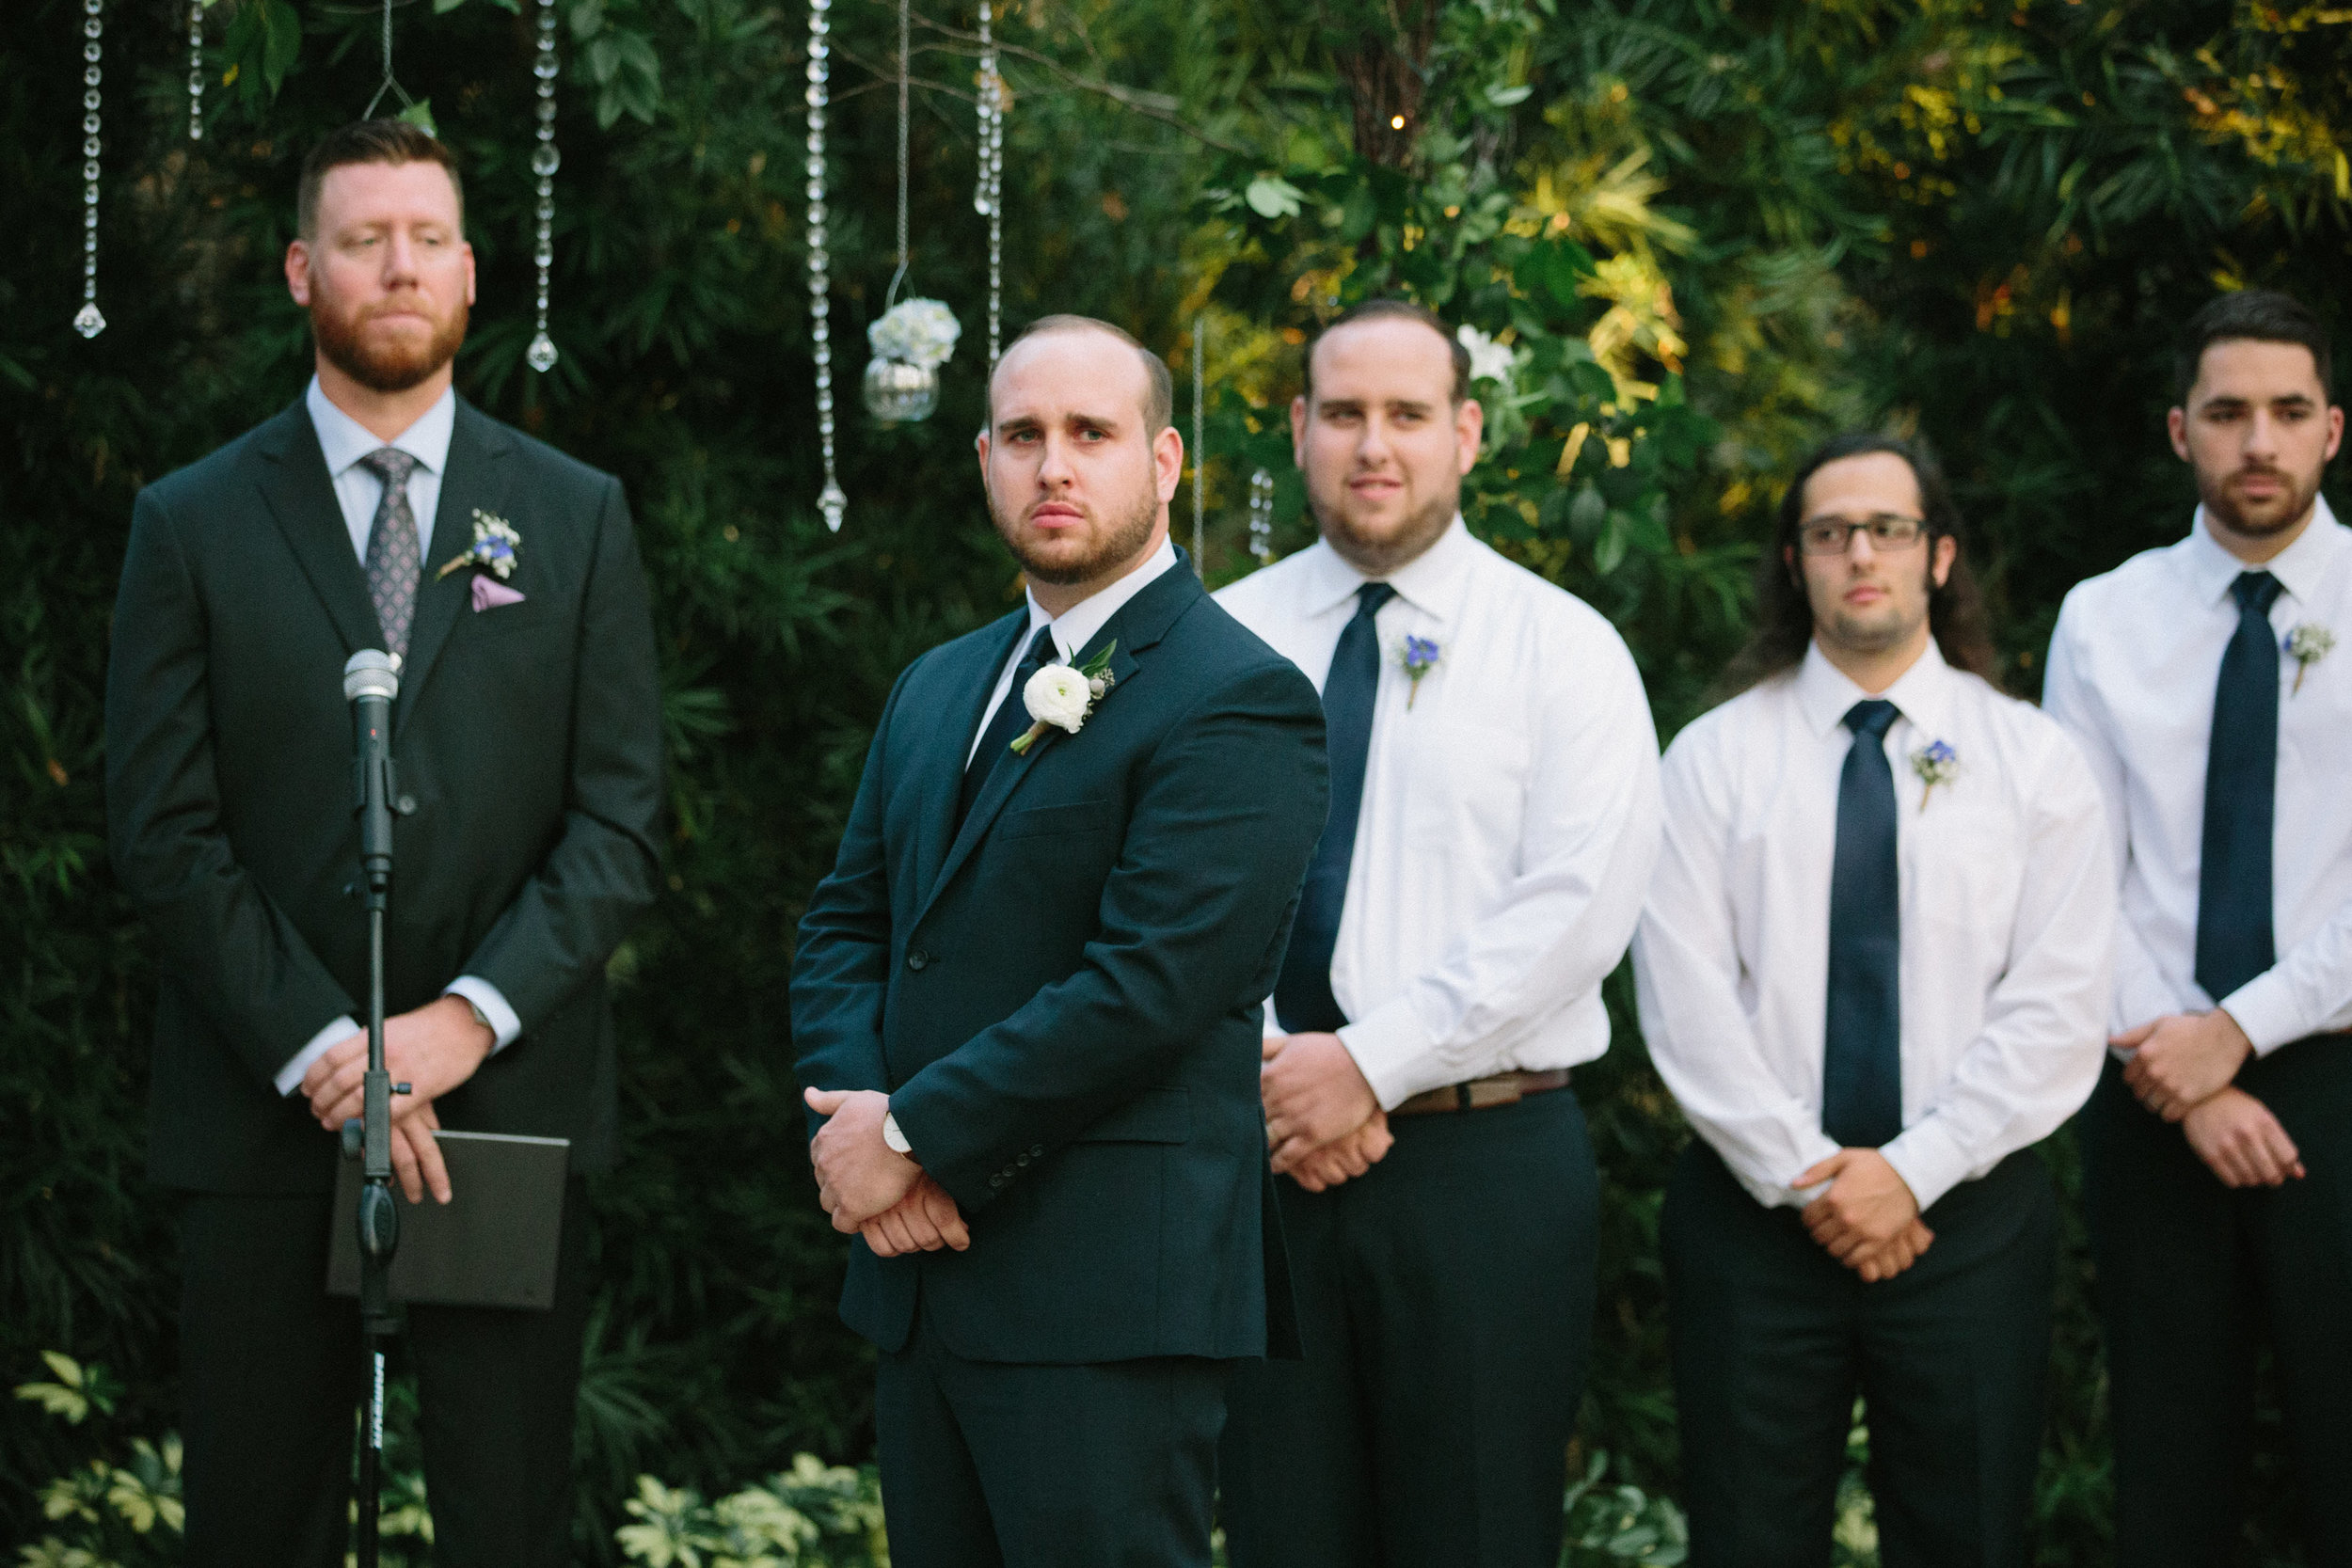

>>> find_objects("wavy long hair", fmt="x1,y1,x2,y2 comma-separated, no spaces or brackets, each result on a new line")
1717,433,1999,697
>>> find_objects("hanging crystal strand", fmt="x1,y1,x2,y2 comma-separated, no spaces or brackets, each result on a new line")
807,0,845,531
186,1,205,142
973,3,1005,365
526,0,561,372
1248,468,1275,562
74,0,105,339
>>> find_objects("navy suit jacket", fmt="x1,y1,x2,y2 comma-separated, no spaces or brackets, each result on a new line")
791,556,1328,1363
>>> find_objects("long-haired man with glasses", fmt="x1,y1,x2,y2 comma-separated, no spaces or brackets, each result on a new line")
1633,434,2114,1567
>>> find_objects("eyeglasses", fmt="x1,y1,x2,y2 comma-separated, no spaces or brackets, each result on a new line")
1797,514,1928,555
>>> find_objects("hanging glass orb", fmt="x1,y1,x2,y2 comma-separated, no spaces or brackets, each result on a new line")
863,356,939,423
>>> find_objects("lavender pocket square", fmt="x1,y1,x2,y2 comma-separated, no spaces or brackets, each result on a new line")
470,576,526,612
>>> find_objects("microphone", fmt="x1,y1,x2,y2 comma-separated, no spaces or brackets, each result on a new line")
343,650,401,901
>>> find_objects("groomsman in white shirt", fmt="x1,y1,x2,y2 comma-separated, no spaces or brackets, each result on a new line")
1634,435,2114,1568
2042,290,2352,1565
1214,299,1662,1568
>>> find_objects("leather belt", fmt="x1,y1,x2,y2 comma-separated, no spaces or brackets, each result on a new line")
1392,1068,1571,1117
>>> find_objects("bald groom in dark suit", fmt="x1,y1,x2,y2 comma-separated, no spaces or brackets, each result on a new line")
792,315,1329,1568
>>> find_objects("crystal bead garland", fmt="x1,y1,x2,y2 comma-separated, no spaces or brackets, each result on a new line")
1248,468,1275,562
806,0,846,531
525,0,562,373
74,0,105,339
973,3,1005,366
186,1,205,142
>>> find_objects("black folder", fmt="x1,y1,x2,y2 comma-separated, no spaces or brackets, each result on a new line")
326,1131,569,1310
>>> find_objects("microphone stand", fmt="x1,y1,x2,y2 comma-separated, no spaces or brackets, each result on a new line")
342,650,408,1568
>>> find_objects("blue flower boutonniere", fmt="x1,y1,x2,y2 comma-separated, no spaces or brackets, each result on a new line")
1397,635,1442,709
1911,740,1960,811
2285,623,2335,695
435,510,522,582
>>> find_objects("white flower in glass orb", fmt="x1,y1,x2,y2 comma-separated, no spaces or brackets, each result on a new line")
1456,325,1517,388
869,298,963,371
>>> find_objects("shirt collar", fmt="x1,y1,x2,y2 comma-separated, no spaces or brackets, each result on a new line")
1793,636,1957,742
1298,515,1475,621
305,375,457,481
2182,495,2346,609
1025,534,1181,660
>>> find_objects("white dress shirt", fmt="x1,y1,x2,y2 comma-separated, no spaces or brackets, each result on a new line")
967,536,1181,766
274,379,517,1097
1633,641,2115,1212
2043,499,2352,1052
1216,519,1663,1110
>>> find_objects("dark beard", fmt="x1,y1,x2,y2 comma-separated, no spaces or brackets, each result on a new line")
2198,459,2323,540
310,294,469,394
1312,484,1458,577
996,485,1159,586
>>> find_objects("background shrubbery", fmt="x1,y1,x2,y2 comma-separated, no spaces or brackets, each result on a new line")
4,0,2347,1561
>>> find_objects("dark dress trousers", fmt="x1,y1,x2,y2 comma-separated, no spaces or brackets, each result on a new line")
104,397,665,1568
791,558,1328,1568
1663,1142,2058,1568
2085,1043,2352,1568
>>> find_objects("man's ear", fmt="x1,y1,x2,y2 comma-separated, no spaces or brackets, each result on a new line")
1153,424,1184,504
2167,405,2191,462
1289,394,1309,471
1931,533,1957,591
285,240,312,307
1783,543,1801,589
1455,398,1486,475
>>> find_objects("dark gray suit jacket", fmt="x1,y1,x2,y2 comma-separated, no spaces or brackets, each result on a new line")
105,396,665,1194
791,557,1328,1364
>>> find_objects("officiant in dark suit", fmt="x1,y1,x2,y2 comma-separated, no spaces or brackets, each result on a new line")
103,120,664,1568
791,314,1329,1568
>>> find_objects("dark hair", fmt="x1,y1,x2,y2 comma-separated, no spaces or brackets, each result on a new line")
1303,298,1471,405
1717,433,1998,696
995,313,1174,433
2175,289,2334,405
297,119,465,240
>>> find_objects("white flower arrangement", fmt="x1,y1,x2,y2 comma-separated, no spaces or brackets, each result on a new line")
1456,325,1517,387
1010,644,1117,754
2285,623,2335,695
867,298,962,371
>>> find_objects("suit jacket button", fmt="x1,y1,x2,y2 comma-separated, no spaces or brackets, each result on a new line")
1030,1145,1044,1158
989,1172,1007,1189
905,949,929,972
1016,1153,1029,1167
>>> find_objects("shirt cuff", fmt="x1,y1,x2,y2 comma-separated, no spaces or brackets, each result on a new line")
1337,997,1439,1113
276,1015,358,1098
2218,971,2305,1057
444,976,522,1052
1878,1116,1975,1215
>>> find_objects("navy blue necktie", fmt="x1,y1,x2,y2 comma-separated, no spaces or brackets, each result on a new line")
1823,698,1903,1148
1275,582,1397,1034
2197,571,2284,1002
961,624,1059,827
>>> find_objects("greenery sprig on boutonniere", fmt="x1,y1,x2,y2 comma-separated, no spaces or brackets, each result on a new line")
1010,642,1117,754
1396,635,1441,708
434,510,521,580
1911,739,1960,811
2285,623,2334,695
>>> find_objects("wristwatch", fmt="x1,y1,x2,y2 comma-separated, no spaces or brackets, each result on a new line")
882,1112,913,1156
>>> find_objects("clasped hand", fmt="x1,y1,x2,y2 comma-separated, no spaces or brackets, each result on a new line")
2115,1008,2251,1121
1262,1033,1392,1193
1794,1148,1932,1284
301,994,494,1206
802,1087,970,1259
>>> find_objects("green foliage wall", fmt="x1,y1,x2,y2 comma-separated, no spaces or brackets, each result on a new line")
3,0,2345,1562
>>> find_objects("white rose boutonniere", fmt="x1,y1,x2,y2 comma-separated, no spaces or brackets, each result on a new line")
2285,623,2334,695
1010,642,1117,754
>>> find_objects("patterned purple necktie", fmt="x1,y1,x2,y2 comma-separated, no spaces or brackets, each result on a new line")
358,448,422,663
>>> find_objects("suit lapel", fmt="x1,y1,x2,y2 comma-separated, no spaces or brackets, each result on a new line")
914,557,1203,924
912,612,1027,904
395,400,516,732
252,402,383,659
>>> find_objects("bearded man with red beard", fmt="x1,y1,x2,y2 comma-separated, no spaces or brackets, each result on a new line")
104,120,664,1568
